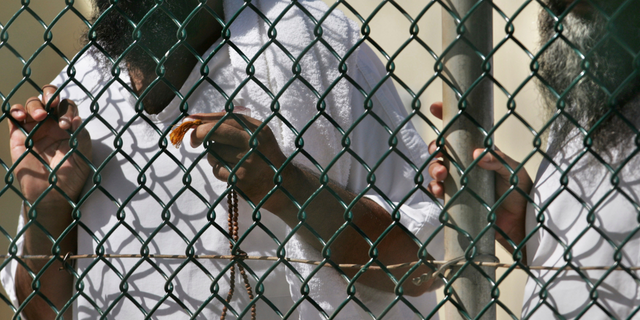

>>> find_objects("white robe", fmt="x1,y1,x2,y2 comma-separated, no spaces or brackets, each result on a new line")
2,1,442,319
523,131,640,319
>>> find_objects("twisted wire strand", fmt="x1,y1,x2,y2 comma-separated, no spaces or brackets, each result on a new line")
30,253,639,272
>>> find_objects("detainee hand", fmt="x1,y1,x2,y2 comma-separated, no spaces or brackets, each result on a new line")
189,112,288,206
9,85,92,206
426,101,532,251
10,85,89,320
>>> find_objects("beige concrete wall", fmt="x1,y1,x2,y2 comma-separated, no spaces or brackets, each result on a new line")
0,0,542,318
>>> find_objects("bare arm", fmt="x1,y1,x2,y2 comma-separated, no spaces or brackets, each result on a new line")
9,85,91,319
16,204,76,320
265,163,434,296
189,112,436,296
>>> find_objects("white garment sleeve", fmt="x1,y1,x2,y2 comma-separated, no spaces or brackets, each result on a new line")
347,43,443,260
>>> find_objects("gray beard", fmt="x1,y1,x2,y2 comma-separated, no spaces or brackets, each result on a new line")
537,8,640,158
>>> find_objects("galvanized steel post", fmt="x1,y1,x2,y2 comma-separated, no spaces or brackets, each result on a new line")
442,0,496,319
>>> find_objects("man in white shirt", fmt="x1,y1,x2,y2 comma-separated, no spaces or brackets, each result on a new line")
428,0,640,318
3,0,442,319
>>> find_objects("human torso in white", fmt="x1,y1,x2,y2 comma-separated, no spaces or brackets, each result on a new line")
523,132,640,319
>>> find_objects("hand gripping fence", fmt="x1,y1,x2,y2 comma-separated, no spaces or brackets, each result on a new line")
1,0,640,319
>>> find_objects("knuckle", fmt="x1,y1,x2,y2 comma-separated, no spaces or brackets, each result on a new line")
25,97,41,108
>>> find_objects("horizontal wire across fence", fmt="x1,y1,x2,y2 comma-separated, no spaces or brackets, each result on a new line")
5,254,638,272
1,0,639,319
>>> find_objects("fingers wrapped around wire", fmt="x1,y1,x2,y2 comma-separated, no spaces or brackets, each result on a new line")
172,112,287,204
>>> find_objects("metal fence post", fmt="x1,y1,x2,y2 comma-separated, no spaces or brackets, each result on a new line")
442,0,496,319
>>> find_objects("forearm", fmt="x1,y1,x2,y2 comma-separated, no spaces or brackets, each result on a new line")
263,165,432,296
495,209,527,263
16,201,76,319
188,112,435,294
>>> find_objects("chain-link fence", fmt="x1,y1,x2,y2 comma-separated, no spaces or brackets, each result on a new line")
1,0,638,319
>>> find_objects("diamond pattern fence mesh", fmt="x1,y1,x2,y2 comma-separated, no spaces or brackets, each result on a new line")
0,0,639,319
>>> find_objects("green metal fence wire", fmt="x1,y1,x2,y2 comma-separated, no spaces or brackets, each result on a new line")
1,0,639,319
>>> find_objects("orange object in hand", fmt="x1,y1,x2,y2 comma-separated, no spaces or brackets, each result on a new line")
170,119,202,148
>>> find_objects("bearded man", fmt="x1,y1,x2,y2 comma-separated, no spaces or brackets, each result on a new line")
428,0,640,318
1,0,442,319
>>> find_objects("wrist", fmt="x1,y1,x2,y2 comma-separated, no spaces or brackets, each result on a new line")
24,196,74,214
22,199,74,237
